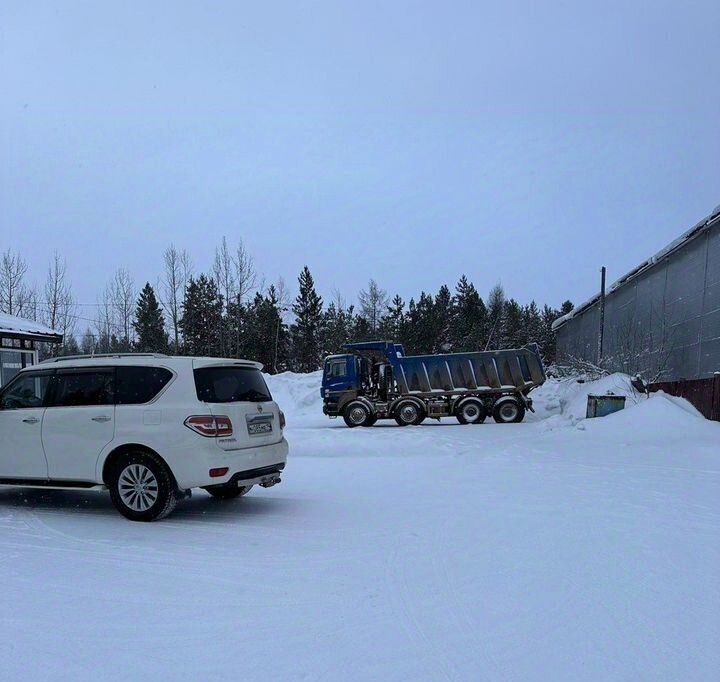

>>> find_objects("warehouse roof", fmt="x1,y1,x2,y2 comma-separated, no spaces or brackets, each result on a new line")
552,205,720,331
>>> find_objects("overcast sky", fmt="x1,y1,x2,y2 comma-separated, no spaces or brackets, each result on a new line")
1,0,719,318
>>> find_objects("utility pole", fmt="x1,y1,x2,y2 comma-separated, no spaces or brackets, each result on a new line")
598,266,606,363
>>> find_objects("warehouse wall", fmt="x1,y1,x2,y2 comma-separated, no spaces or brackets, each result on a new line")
556,218,720,381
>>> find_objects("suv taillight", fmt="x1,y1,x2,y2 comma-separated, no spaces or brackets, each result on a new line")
279,410,286,429
184,415,233,437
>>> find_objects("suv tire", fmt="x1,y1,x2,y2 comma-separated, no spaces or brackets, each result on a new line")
108,451,178,522
203,483,254,499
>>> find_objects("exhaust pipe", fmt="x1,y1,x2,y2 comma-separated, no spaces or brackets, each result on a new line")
259,476,281,488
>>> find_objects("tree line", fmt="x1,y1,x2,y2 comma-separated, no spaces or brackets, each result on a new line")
0,242,573,373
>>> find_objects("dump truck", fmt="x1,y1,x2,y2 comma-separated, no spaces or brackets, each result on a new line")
321,341,546,427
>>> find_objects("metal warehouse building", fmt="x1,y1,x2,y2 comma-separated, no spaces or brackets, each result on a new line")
553,205,720,383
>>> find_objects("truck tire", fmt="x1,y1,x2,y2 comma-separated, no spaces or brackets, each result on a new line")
394,399,426,426
492,398,526,424
455,398,487,424
343,401,372,428
362,414,378,427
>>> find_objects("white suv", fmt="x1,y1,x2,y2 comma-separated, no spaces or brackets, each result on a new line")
0,354,288,521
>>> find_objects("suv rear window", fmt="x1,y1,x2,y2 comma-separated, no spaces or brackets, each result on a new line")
116,366,173,405
194,366,272,403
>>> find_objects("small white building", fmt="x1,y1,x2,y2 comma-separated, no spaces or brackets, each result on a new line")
0,313,63,387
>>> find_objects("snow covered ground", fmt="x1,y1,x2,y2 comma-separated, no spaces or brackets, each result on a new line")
1,373,718,681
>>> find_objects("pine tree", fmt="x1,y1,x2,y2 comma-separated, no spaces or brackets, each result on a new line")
433,284,453,352
379,294,406,343
522,301,543,347
485,283,506,350
180,275,223,357
323,301,354,355
501,299,524,348
448,276,487,352
133,283,168,352
291,266,324,372
243,287,288,372
405,292,436,354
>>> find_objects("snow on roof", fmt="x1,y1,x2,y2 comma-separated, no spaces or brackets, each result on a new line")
0,312,62,339
552,205,720,331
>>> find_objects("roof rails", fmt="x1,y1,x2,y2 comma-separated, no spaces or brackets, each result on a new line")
40,353,171,364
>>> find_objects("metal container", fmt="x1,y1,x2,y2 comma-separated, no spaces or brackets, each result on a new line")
586,393,626,418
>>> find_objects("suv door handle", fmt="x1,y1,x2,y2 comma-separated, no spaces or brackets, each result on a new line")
92,416,112,423
22,417,39,424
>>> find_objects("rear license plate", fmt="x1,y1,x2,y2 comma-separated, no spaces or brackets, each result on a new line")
247,421,273,436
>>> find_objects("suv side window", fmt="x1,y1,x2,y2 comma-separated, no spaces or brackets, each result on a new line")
0,372,52,410
116,366,173,405
50,370,115,407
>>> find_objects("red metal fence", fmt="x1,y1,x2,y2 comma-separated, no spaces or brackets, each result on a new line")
648,374,720,421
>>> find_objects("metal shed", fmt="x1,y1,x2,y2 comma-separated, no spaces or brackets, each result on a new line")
553,205,720,383
0,313,63,387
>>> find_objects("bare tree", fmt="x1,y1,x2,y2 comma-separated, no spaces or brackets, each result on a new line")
603,303,679,382
41,252,76,351
233,238,257,304
95,286,115,353
162,245,193,352
275,276,292,311
358,279,388,334
0,249,31,316
107,268,135,349
213,236,237,308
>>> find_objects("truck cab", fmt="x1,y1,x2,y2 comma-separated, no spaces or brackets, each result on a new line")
321,342,405,417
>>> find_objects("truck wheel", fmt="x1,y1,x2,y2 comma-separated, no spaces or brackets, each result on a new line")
108,451,178,522
343,401,371,427
394,400,425,426
455,398,487,424
203,483,253,499
493,398,526,424
362,414,378,427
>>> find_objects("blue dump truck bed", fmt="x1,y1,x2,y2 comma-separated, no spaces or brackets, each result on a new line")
322,341,547,427
390,347,546,395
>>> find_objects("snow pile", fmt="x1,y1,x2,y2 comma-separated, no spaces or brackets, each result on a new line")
532,372,643,427
265,370,323,422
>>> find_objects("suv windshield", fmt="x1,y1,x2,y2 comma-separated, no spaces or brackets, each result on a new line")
194,366,272,403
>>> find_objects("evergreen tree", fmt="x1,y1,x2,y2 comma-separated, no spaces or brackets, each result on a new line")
485,283,506,350
379,294,406,343
180,275,223,357
244,287,288,372
501,299,524,348
433,284,453,352
291,266,324,372
133,283,168,352
404,292,436,354
323,301,354,355
522,301,543,346
448,276,487,352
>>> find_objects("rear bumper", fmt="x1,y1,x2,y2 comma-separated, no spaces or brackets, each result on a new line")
174,437,289,489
